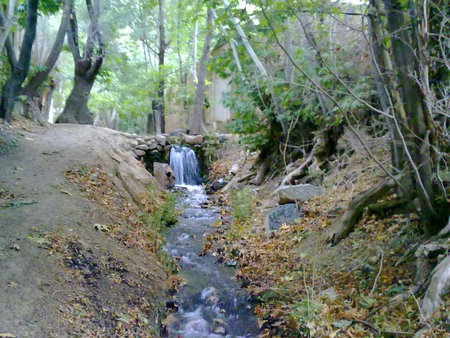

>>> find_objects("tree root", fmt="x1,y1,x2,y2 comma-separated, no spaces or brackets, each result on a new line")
328,178,397,245
420,253,450,320
279,150,314,187
367,197,415,218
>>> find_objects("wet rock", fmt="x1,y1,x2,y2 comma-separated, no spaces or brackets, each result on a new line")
265,203,301,234
211,178,227,191
276,184,323,205
214,326,227,335
183,134,204,145
201,286,218,304
153,162,175,189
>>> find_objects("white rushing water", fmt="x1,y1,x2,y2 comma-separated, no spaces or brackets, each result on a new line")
169,146,202,185
164,183,259,337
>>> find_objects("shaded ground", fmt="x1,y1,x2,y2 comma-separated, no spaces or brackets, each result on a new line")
204,136,449,337
0,122,170,336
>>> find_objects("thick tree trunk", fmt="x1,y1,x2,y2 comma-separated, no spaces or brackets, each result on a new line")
58,77,94,123
0,0,39,122
56,0,104,125
190,6,213,135
384,0,447,235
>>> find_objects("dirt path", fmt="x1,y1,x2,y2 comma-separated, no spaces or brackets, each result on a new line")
0,124,169,336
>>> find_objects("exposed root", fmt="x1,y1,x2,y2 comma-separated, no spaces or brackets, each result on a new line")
279,150,314,187
328,178,396,245
367,197,415,218
420,254,450,320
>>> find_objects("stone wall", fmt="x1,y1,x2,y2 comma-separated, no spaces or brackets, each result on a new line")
130,133,206,177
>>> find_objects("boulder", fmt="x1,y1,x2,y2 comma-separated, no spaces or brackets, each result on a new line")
148,140,158,150
183,134,204,145
265,203,301,234
134,149,145,157
136,144,149,151
153,162,175,189
155,134,167,146
136,137,145,145
276,184,323,205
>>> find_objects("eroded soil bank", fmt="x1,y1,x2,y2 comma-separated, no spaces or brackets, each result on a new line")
0,122,173,336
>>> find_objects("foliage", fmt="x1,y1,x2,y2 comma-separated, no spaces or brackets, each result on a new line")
230,187,255,224
147,191,178,230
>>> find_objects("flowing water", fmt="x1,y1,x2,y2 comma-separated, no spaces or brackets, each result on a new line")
165,147,259,338
170,146,202,185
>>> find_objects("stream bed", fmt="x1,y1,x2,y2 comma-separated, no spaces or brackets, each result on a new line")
164,185,259,338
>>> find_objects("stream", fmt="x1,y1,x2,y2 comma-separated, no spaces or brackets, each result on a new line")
164,184,259,337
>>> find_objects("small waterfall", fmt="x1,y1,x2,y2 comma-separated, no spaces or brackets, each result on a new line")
169,145,202,185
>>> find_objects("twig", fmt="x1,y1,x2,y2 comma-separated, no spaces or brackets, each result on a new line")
370,248,384,295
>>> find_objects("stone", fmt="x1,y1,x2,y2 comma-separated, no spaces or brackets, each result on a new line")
183,134,204,145
265,203,301,234
136,144,149,151
230,164,239,175
136,137,145,145
130,140,139,147
276,184,323,205
148,140,158,150
134,149,145,157
153,162,175,189
155,134,167,146
211,178,227,191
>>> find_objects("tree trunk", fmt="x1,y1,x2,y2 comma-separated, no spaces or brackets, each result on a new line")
147,101,157,134
56,0,104,125
57,62,96,124
22,0,71,98
190,6,213,135
0,0,39,122
155,0,166,133
367,5,404,174
383,0,447,235
0,0,16,52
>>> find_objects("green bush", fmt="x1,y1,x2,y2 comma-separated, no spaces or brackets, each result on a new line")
149,192,178,230
230,187,255,224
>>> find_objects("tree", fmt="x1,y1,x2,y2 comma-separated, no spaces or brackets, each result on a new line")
22,0,72,122
0,0,39,122
189,4,213,134
377,0,448,235
56,0,104,124
155,0,168,133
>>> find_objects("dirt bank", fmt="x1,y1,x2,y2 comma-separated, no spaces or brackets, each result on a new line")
0,122,172,336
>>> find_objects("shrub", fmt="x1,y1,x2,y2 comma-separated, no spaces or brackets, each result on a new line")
230,187,255,224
